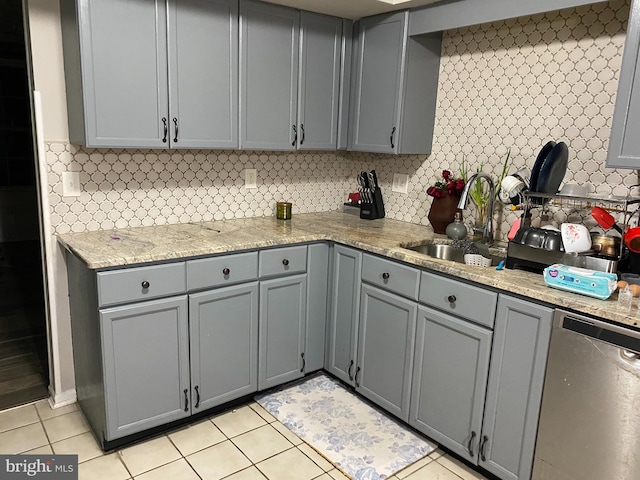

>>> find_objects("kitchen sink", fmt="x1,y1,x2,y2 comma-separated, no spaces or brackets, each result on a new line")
403,240,506,266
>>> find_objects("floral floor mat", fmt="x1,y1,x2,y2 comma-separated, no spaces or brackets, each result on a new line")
255,373,438,480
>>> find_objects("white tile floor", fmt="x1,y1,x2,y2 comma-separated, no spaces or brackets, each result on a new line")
0,399,490,480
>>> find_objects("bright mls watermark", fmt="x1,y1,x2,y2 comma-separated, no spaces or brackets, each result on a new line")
0,455,77,479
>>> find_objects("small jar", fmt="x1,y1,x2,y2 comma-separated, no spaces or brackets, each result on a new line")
446,212,467,240
276,202,292,220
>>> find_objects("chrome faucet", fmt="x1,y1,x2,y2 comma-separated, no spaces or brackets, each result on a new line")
457,173,495,245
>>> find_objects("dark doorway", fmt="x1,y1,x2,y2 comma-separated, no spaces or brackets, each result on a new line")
0,0,49,409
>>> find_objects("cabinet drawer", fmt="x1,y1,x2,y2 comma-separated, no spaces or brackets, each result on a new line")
97,262,186,308
187,252,258,291
419,271,497,328
259,245,307,278
361,254,420,300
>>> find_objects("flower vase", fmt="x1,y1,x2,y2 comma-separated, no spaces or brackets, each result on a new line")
428,193,461,234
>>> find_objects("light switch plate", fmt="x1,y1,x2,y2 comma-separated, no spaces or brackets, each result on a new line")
62,171,81,197
245,169,257,189
392,173,409,194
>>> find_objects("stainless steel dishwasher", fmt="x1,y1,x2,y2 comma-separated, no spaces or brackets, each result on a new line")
532,309,640,480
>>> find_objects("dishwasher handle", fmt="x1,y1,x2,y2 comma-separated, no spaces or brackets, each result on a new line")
555,309,640,354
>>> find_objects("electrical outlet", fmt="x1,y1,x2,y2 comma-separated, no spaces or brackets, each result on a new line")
62,171,81,197
245,169,257,189
392,173,409,194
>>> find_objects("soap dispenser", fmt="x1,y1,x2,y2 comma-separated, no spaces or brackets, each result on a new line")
446,212,467,240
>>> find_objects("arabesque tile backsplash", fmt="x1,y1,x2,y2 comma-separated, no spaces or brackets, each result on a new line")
47,0,638,242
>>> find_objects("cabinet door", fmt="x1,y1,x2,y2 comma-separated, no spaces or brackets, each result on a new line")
189,283,258,412
259,274,307,389
349,12,407,153
100,296,190,440
305,243,329,373
63,0,169,148
409,305,492,462
480,295,552,480
297,12,342,150
240,0,299,150
167,0,238,149
607,0,640,168
325,245,362,385
357,284,416,421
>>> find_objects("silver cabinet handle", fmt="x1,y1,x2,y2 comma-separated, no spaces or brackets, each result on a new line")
173,117,178,143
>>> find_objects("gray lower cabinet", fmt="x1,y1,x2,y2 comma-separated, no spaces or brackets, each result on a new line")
357,284,417,422
480,295,553,480
258,274,307,389
100,296,191,440
325,244,362,385
410,294,552,480
409,305,492,460
305,243,330,373
607,0,640,168
188,283,259,412
349,11,442,154
60,0,238,149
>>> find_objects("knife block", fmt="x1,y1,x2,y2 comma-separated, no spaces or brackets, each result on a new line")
360,189,385,220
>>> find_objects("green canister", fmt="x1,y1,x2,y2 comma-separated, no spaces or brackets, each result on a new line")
276,202,292,220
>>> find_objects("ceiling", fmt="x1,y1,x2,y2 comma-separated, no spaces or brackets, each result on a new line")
259,0,444,20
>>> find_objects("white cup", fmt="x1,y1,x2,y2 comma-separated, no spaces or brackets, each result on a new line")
501,175,525,199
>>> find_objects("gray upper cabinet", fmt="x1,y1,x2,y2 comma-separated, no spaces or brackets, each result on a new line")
410,305,492,461
325,245,362,385
60,0,238,149
167,0,238,149
189,282,258,412
101,296,190,440
349,11,442,154
297,12,343,150
240,3,346,151
240,0,299,150
607,0,640,168
357,284,417,422
480,295,553,480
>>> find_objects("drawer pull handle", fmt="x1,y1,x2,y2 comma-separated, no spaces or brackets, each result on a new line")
282,259,290,266
467,430,477,457
300,352,306,373
382,272,390,280
354,366,361,387
447,295,456,303
141,281,150,289
183,389,189,412
194,385,200,409
348,359,354,380
223,268,230,276
480,435,488,461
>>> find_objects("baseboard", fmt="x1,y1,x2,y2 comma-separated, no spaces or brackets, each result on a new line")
47,385,77,409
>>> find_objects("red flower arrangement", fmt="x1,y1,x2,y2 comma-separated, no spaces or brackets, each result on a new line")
427,170,465,198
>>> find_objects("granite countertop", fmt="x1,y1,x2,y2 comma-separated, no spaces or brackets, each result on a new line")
57,211,640,330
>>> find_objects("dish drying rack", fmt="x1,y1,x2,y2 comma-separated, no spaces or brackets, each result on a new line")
516,187,640,227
